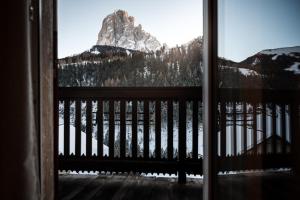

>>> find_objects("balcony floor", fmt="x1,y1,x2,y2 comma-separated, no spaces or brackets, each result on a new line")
58,171,297,200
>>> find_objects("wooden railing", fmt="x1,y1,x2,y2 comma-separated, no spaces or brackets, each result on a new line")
57,87,299,181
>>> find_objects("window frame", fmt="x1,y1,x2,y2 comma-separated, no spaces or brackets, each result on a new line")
47,0,219,199
203,0,218,200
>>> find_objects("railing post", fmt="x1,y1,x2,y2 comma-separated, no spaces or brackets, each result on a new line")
271,103,277,154
262,104,267,154
155,100,161,159
120,100,126,158
242,102,247,154
167,100,174,160
232,102,237,156
109,100,115,158
97,100,103,157
63,100,70,156
144,101,150,159
193,100,199,159
253,104,257,155
178,100,186,184
280,104,286,154
220,101,226,157
86,100,93,156
75,100,81,156
132,100,138,158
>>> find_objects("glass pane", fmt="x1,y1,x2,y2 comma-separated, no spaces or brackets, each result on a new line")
217,0,300,199
57,0,204,199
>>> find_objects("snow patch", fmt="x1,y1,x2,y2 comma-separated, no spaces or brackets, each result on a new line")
126,49,131,56
284,62,300,74
91,49,101,54
59,125,109,156
260,46,300,58
222,66,260,76
272,54,280,60
238,68,259,76
252,57,260,66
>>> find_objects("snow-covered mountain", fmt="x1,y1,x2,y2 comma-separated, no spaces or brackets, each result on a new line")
96,10,162,52
235,46,300,75
259,46,300,59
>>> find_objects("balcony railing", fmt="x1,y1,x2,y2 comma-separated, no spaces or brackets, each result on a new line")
57,87,299,182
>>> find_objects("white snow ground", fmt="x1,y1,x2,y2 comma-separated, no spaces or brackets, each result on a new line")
59,125,109,156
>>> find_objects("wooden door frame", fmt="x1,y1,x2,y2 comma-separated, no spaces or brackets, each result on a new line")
37,0,220,199
38,0,57,199
203,0,218,200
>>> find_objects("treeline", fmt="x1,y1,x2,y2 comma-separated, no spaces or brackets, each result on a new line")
58,37,298,89
58,38,203,87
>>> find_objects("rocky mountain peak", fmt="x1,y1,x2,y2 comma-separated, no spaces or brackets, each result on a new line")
96,10,162,52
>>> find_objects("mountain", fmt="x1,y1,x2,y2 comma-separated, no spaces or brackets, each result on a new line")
237,46,300,75
96,10,162,52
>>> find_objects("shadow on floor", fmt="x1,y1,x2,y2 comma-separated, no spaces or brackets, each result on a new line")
58,171,299,200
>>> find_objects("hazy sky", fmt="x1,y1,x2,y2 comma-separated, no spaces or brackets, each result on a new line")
58,0,203,58
58,0,300,62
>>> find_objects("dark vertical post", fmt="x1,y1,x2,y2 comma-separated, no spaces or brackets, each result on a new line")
53,1,58,198
144,101,150,159
97,100,103,157
262,104,267,154
220,102,226,157
290,102,300,179
232,102,237,155
280,104,286,154
272,104,277,154
253,104,257,154
109,100,115,158
203,0,218,198
120,100,126,158
178,100,187,183
243,102,247,154
290,103,300,178
132,100,138,158
86,100,92,156
167,100,174,160
193,100,199,159
75,100,81,156
64,100,70,156
155,101,161,159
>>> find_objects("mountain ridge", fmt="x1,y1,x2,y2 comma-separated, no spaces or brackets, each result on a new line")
96,10,162,52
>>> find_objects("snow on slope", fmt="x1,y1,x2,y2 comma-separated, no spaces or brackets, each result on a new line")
259,46,300,59
238,68,259,76
59,125,109,156
285,62,300,74
221,66,259,76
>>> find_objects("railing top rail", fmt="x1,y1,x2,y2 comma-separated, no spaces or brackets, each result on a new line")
58,87,300,103
58,87,202,100
218,88,300,103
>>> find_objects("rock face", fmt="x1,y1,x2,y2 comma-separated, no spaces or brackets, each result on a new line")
96,10,161,52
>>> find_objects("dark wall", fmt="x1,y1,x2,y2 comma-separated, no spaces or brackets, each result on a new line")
0,1,40,199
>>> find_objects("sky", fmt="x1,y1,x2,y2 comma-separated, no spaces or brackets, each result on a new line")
58,0,300,62
58,0,203,58
219,0,300,62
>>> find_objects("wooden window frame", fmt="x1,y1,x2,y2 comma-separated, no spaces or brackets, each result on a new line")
203,0,218,200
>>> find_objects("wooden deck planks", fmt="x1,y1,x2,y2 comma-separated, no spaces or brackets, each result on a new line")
59,171,296,200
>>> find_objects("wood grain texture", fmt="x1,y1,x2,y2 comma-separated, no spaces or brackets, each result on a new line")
59,171,297,200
